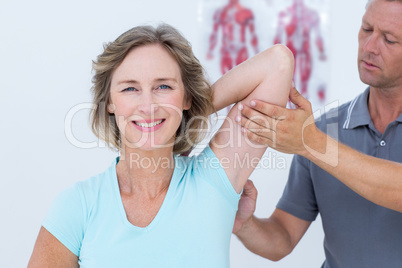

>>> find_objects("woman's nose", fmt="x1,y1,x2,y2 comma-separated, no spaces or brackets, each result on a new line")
138,92,159,116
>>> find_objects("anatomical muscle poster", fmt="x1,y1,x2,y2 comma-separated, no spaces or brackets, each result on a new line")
199,0,331,111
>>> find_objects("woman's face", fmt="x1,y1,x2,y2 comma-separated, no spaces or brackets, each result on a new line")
109,44,191,151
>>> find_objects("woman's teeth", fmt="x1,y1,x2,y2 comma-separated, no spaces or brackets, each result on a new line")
134,119,163,128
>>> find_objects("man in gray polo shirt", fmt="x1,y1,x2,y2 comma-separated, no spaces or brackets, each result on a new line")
233,0,402,267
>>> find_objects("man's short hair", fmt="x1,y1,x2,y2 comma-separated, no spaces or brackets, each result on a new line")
366,0,402,9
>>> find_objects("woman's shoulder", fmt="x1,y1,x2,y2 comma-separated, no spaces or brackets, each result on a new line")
53,157,118,210
175,145,227,180
174,146,240,207
175,146,212,171
188,146,223,170
74,157,118,196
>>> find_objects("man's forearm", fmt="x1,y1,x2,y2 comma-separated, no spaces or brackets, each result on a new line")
301,130,402,212
235,216,293,261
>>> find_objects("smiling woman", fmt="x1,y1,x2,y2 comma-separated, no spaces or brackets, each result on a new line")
91,25,213,154
27,23,293,268
108,44,193,151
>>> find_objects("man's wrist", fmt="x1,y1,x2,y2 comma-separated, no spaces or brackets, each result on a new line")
234,215,257,238
299,126,326,158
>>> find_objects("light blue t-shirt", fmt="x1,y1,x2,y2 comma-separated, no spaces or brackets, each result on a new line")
42,146,241,268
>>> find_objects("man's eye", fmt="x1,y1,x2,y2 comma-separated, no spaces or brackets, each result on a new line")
385,37,396,44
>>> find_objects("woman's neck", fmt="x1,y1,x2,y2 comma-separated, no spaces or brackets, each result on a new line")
116,146,175,198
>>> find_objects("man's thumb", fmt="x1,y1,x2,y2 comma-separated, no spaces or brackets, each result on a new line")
289,86,309,110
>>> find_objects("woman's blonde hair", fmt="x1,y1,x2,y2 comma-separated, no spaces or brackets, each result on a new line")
90,24,213,154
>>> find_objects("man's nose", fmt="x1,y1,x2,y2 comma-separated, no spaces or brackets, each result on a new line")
364,33,380,55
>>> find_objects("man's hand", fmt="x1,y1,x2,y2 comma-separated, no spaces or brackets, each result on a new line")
237,86,320,157
233,180,258,234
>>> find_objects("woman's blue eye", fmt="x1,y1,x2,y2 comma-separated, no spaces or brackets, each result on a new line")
123,87,136,92
158,84,171,90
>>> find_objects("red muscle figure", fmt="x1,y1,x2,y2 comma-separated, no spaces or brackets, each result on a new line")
274,0,326,102
207,0,259,75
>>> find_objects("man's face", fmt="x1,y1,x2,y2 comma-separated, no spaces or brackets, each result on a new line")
358,0,402,89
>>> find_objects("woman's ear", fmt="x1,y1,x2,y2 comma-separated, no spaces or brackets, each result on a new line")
107,103,116,114
183,96,192,111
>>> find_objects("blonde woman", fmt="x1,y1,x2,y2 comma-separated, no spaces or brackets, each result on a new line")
28,23,293,268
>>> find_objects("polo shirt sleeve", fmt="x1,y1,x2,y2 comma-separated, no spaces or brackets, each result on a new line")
42,183,86,256
276,155,319,222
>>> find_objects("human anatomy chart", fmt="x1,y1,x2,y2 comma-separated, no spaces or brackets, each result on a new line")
206,0,259,75
200,0,330,111
274,0,328,104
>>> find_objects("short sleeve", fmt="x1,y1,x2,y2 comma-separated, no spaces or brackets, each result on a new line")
191,146,241,209
276,155,319,222
42,183,86,256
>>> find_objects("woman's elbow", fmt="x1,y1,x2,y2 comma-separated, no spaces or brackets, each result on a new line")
265,44,295,72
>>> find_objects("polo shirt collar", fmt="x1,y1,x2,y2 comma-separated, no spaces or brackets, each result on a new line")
397,113,402,123
343,87,371,129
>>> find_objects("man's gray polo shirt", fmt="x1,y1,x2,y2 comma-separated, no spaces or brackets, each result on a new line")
277,87,402,268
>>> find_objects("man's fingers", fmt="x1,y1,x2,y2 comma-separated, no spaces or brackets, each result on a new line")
242,180,258,199
241,126,276,148
243,180,255,194
238,114,275,140
249,100,287,120
289,87,312,112
241,104,279,129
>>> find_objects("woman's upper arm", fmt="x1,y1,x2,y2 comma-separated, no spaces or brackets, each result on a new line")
210,45,294,193
29,183,86,267
28,226,79,268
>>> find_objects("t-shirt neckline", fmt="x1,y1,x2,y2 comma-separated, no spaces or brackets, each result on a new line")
111,155,180,233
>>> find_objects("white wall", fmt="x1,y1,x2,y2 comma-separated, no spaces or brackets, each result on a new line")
0,0,367,267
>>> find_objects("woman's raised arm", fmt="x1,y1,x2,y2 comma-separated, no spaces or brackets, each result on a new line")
210,44,294,193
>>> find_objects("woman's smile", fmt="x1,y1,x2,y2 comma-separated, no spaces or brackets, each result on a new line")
109,43,190,150
132,119,166,132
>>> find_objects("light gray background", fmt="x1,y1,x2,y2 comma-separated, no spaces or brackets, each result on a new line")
0,0,366,267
